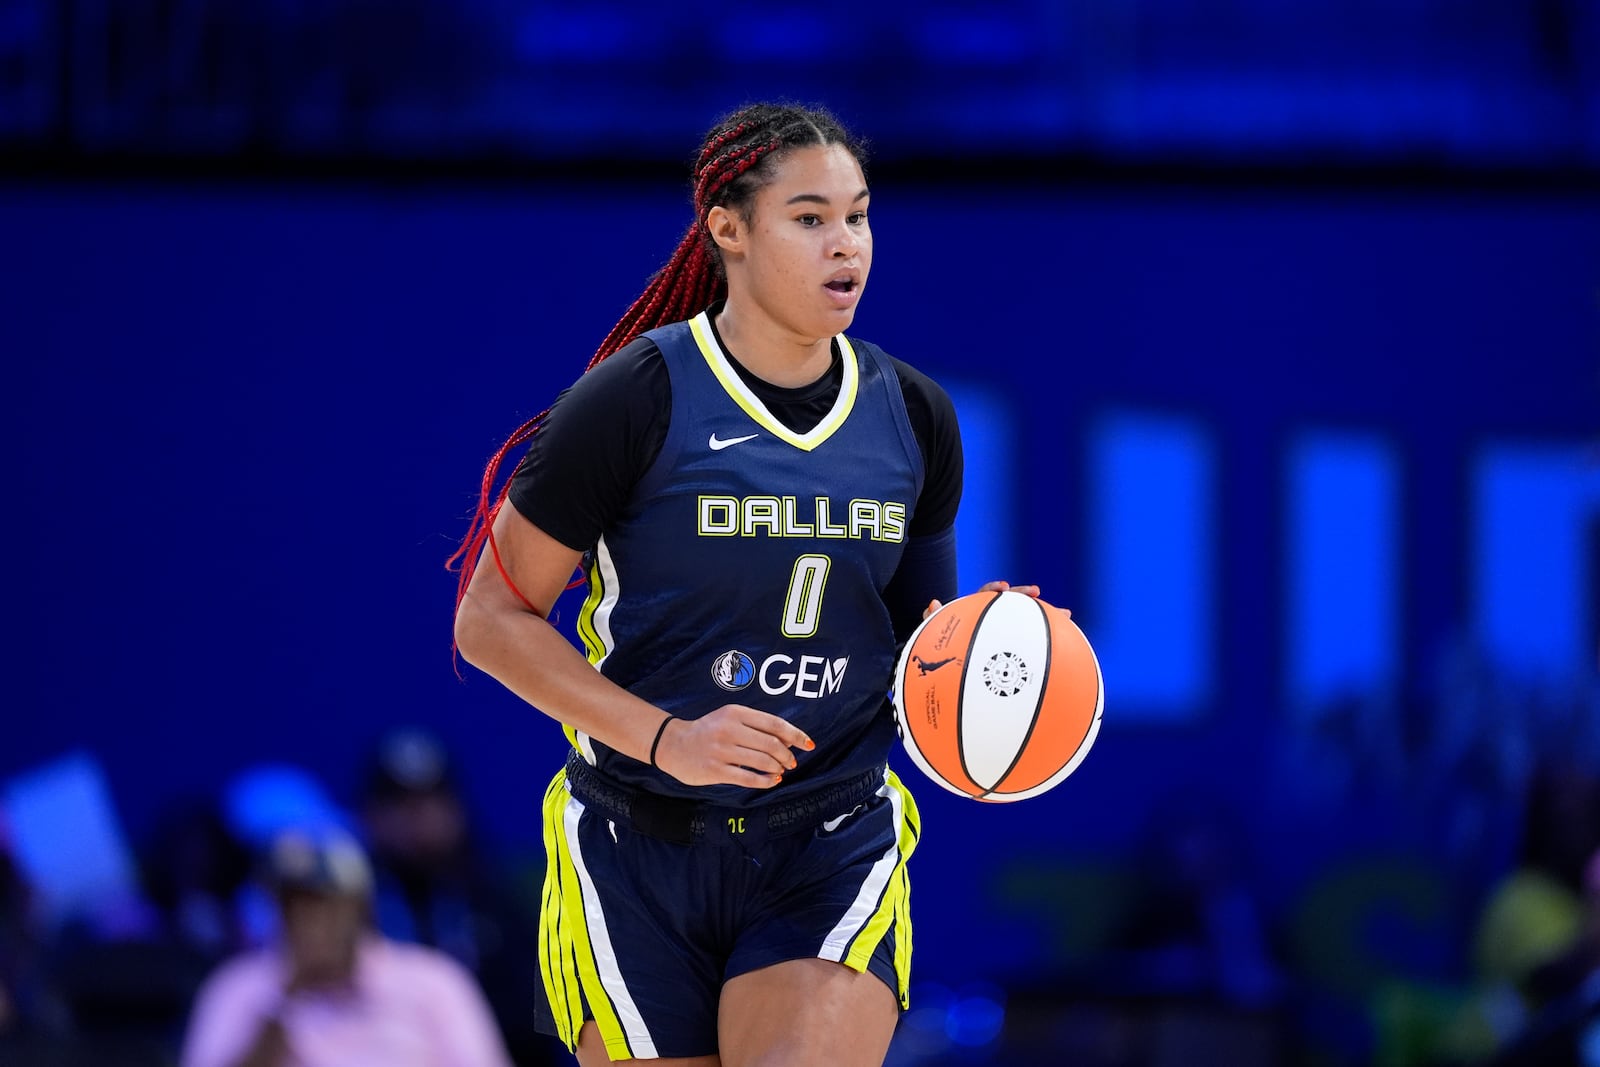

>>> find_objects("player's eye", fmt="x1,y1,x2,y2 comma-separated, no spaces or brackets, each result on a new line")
848,212,869,226
797,214,822,227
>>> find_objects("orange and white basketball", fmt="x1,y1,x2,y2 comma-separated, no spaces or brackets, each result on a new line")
892,590,1103,802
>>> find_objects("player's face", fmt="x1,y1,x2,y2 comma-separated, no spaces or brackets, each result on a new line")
740,143,872,340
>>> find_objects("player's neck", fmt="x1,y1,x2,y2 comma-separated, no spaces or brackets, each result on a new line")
712,299,833,389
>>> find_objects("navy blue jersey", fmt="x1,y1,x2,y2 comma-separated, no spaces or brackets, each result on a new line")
567,312,925,804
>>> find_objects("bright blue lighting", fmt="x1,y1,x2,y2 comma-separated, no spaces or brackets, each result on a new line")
1285,432,1400,713
1087,411,1215,719
1473,443,1600,682
946,383,1016,596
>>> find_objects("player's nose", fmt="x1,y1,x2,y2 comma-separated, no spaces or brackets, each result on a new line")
829,224,860,258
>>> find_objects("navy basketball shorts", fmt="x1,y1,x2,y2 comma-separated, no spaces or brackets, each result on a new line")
533,757,921,1061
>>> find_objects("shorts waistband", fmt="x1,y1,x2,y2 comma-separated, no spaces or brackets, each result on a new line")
562,750,886,846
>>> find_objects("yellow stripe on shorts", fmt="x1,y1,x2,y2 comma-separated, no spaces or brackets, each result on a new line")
539,770,640,1057
893,863,913,1008
538,772,582,1050
839,769,921,1009
539,769,656,1060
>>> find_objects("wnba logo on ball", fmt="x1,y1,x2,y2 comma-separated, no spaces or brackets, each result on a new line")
982,652,1031,697
710,650,756,691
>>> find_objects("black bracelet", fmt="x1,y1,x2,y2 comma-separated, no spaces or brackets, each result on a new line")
649,716,676,770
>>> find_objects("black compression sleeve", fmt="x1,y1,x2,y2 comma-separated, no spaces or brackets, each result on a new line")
891,357,964,538
883,525,960,645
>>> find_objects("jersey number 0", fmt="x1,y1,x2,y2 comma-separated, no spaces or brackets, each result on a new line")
781,555,831,638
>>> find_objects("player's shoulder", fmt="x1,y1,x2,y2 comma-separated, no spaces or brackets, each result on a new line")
889,356,954,412
539,336,670,437
850,337,957,426
560,335,666,398
847,335,947,395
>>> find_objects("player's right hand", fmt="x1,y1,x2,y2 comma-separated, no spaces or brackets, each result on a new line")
924,580,1048,619
654,705,814,788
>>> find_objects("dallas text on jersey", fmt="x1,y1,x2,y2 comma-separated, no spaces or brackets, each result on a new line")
696,495,908,542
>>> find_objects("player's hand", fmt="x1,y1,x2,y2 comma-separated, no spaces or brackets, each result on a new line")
654,705,814,788
923,580,1049,620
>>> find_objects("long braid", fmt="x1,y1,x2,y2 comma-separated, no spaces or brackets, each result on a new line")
449,103,865,633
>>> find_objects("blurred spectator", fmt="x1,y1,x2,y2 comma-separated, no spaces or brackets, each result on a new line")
141,799,255,963
1114,795,1287,1013
1488,847,1600,1066
359,728,550,1064
1527,848,1600,1016
1519,763,1600,897
221,763,362,949
1005,797,1290,1067
4,753,202,1061
0,819,69,1042
1414,763,1600,1065
1474,763,1600,1009
179,827,513,1067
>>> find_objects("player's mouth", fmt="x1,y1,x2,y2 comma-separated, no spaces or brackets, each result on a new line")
823,271,861,307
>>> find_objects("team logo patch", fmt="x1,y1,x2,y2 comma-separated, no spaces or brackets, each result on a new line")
711,650,756,691
982,651,1030,697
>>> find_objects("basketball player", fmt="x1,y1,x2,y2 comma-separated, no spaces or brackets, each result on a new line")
451,103,1037,1066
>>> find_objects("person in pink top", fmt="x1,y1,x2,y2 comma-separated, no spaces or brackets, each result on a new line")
180,827,514,1067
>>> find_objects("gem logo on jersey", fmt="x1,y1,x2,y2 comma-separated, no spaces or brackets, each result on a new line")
709,650,850,699
711,650,757,691
760,654,849,698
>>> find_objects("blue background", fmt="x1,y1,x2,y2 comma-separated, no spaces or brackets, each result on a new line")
3,2,1600,1063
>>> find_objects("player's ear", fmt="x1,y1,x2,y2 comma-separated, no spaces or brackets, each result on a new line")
706,206,744,258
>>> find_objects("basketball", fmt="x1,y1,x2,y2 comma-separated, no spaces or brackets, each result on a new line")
892,590,1103,802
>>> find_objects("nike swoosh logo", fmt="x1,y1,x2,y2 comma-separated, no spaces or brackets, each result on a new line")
709,433,759,451
822,803,864,833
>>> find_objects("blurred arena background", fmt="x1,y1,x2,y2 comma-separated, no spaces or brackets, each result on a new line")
3,2,1599,1065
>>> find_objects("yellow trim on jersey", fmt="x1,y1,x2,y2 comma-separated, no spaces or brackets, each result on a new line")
845,770,920,1008
538,771,635,1057
567,553,607,759
575,552,606,664
688,311,859,452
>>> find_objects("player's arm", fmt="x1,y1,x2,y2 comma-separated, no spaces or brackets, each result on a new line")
883,525,958,643
453,345,807,787
456,501,808,785
884,529,1042,629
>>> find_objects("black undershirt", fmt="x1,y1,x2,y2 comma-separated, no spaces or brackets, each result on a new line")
507,317,964,640
510,326,962,553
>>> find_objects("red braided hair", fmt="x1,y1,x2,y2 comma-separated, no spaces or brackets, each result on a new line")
447,103,866,634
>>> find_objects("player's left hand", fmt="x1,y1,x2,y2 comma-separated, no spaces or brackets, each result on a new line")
923,580,1049,620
